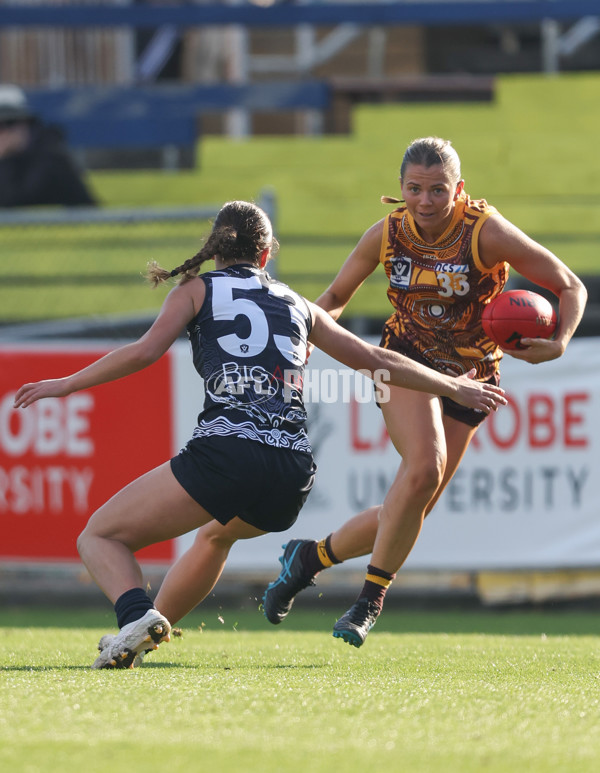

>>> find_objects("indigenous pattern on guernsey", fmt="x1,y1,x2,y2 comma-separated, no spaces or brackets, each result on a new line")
379,194,509,380
187,264,313,452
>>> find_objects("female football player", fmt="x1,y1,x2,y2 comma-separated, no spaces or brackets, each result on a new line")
262,136,587,647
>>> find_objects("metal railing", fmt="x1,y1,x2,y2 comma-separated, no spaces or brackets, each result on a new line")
0,188,279,327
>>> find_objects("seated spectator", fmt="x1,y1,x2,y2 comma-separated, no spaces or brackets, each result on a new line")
0,84,97,208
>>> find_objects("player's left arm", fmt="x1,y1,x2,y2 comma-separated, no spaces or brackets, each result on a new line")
479,214,587,363
14,280,204,408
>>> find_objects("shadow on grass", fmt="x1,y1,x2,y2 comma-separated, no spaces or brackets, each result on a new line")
0,665,95,672
0,660,197,672
0,661,329,672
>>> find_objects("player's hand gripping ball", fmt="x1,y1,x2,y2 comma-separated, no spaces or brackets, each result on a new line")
482,289,558,351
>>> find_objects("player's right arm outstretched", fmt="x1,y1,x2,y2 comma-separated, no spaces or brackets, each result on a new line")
307,302,506,413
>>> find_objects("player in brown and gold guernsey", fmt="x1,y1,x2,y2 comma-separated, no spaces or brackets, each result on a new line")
263,136,588,647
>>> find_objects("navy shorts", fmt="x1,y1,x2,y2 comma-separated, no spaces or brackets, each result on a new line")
170,435,317,532
378,323,500,428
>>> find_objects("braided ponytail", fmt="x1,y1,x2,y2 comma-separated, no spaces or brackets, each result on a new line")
145,249,209,287
145,200,277,288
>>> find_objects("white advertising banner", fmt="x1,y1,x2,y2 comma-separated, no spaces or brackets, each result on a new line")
173,337,599,572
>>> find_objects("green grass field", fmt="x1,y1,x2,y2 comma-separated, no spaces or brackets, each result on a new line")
2,72,600,323
2,606,600,772
2,73,600,772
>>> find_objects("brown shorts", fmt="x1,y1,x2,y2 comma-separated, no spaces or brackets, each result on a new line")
378,325,499,428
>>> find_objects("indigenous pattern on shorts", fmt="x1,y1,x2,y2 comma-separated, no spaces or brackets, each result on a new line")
379,194,509,380
187,264,313,452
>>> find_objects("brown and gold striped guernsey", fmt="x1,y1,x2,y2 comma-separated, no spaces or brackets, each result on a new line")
379,193,509,380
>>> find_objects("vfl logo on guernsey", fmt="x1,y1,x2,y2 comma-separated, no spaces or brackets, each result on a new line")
389,256,412,289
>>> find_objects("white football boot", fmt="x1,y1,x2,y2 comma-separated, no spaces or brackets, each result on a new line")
92,609,171,669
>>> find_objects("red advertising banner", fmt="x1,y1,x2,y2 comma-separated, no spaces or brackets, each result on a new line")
0,347,175,562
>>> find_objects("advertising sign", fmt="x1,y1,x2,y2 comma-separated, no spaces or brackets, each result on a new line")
0,346,175,562
1,338,598,573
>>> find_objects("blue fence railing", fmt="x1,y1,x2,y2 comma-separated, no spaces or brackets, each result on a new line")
0,2,597,29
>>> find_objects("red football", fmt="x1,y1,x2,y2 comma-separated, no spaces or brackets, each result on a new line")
481,289,558,350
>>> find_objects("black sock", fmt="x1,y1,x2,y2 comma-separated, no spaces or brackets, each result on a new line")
114,587,155,629
358,564,395,613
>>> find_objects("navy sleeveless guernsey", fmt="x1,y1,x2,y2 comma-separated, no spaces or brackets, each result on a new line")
187,264,313,454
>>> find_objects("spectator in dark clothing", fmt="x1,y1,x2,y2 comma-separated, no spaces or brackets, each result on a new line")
0,84,97,208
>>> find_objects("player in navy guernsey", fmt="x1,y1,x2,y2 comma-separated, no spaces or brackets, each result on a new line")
189,264,312,453
14,200,506,669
